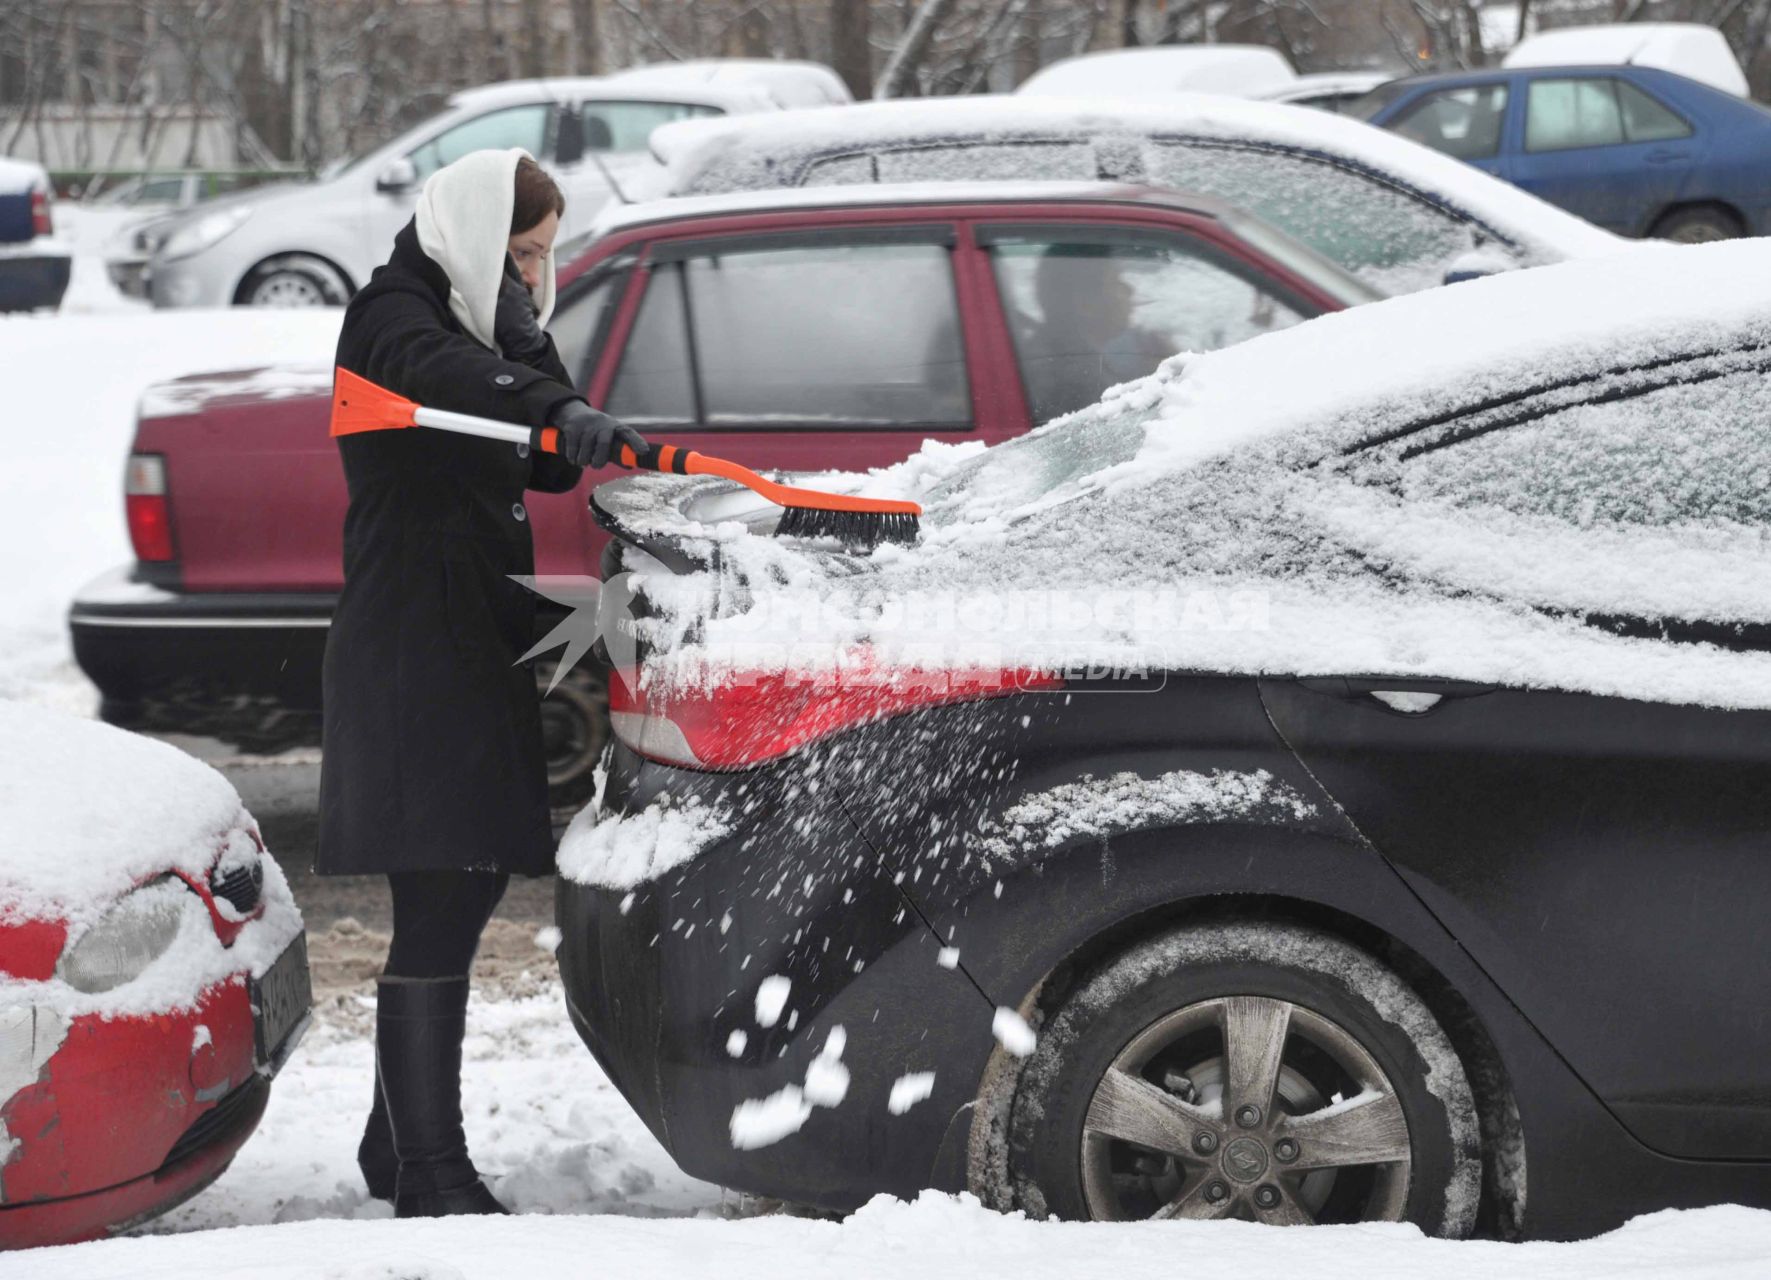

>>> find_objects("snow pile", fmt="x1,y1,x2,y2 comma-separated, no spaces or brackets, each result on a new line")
619,238,1771,715
557,773,732,890
24,1193,1771,1280
979,769,1315,862
0,699,248,921
643,94,1623,278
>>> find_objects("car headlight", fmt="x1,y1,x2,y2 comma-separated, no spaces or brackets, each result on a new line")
56,877,190,994
158,205,252,262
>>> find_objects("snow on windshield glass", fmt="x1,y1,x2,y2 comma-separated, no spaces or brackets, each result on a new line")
628,239,1771,713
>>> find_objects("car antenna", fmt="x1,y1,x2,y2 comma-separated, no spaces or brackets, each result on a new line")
586,148,633,205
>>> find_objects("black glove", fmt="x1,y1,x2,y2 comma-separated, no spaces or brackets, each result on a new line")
552,399,646,469
494,255,549,363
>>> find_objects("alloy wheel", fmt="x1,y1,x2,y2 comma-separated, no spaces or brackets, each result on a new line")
1080,996,1411,1225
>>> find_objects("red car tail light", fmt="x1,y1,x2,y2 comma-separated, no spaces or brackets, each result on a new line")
30,186,52,237
125,453,176,562
609,655,1062,770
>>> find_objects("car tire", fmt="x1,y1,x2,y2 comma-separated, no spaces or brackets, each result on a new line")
237,254,350,307
1006,921,1481,1236
538,660,609,830
1649,204,1744,244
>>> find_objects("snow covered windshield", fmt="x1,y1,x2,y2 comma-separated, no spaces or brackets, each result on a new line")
623,238,1771,713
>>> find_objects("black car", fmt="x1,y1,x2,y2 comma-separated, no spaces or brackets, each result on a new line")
557,238,1771,1242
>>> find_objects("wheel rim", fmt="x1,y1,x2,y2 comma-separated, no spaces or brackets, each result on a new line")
1080,996,1412,1226
250,272,326,307
537,666,607,791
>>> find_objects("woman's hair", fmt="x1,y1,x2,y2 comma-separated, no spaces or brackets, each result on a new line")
511,156,565,233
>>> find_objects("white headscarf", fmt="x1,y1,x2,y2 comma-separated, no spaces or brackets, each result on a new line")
415,147,557,355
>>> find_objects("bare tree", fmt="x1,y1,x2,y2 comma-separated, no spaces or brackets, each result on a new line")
876,0,961,96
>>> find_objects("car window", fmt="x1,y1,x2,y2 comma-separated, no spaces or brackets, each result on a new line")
135,177,185,203
548,266,630,391
984,226,1305,425
1388,369,1771,529
606,265,695,425
608,236,971,428
1526,78,1626,152
409,105,551,180
1146,142,1490,295
582,101,722,153
1389,85,1510,160
1617,80,1694,144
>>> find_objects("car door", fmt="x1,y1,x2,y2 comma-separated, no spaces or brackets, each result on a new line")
1259,350,1771,1160
585,223,992,480
1506,74,1699,234
973,220,1312,425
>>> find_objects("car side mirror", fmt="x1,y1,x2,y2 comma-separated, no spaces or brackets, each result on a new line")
376,157,417,195
555,107,585,166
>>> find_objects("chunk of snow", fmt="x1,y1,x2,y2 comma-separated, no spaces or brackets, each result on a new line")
888,1072,936,1115
754,975,791,1028
992,1008,1037,1058
1370,691,1443,714
533,926,563,953
936,947,960,969
726,1029,748,1057
803,1052,850,1108
190,1024,212,1053
556,791,730,890
729,1085,812,1150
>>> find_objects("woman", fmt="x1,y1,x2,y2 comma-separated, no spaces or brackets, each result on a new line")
316,148,641,1218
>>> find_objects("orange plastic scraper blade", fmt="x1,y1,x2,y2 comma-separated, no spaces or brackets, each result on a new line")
329,367,421,438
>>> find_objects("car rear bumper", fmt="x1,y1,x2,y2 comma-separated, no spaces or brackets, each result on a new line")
0,252,70,311
69,566,333,751
554,740,1001,1211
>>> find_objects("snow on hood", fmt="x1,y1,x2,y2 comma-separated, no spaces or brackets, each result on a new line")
612,237,1771,713
137,363,334,419
0,700,254,922
649,94,1624,265
0,157,47,195
0,702,304,1018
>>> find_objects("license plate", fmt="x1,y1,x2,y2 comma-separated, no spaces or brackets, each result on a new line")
252,933,312,1073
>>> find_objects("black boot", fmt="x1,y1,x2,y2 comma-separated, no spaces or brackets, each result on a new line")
375,975,509,1218
357,1063,396,1201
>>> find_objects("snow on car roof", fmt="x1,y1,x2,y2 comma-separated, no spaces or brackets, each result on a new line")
449,74,779,114
1503,22,1750,96
609,59,851,107
0,700,248,921
646,94,1622,263
618,238,1771,713
0,156,47,194
1018,46,1297,98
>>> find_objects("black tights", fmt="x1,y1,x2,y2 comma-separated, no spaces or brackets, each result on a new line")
384,870,510,979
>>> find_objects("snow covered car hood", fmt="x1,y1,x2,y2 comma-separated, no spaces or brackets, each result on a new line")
0,701,302,1014
596,237,1771,714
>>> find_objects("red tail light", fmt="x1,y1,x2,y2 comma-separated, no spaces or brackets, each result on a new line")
30,187,51,237
609,655,1062,769
125,454,175,562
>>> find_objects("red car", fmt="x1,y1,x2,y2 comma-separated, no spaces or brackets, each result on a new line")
68,181,1373,815
0,702,309,1249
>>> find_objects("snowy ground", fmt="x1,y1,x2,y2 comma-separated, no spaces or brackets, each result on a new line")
7,218,1771,1278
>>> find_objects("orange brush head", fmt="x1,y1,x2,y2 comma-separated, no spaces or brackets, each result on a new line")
329,367,420,438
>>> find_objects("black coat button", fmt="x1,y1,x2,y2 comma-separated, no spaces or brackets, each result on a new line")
512,502,527,522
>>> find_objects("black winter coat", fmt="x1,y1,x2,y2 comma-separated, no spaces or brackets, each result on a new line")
316,219,584,877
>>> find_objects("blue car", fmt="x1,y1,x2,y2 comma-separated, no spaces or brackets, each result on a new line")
1356,65,1771,242
0,157,71,311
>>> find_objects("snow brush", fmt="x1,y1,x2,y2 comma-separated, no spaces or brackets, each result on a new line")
328,368,921,548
